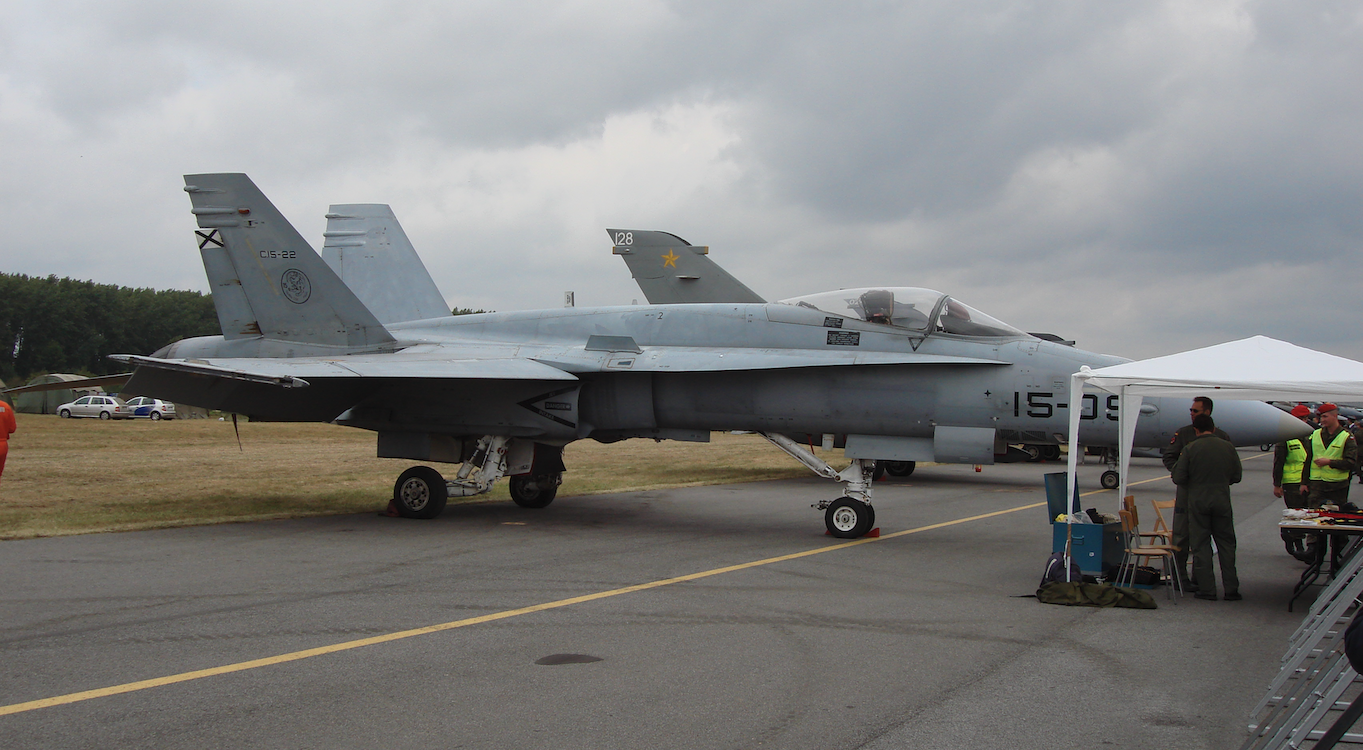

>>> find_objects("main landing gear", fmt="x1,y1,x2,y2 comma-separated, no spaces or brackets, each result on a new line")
760,433,878,539
390,436,564,519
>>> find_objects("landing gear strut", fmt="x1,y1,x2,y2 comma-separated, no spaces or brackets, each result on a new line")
391,435,513,519
1098,447,1120,490
759,433,878,538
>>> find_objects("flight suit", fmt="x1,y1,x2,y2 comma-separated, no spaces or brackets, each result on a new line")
1163,424,1231,583
0,401,15,482
1172,433,1243,598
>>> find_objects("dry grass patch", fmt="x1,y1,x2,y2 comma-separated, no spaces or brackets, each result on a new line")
1,414,839,539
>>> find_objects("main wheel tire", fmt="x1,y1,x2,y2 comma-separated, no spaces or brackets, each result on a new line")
1100,470,1120,490
393,466,448,519
509,474,559,508
872,461,886,482
884,461,915,477
59,409,71,419
99,411,111,420
1041,445,1062,461
150,411,162,421
825,497,874,538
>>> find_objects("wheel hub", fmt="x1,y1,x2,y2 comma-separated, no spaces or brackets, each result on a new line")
831,506,860,532
399,480,430,511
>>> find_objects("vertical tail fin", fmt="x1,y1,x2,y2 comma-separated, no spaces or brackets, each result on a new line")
609,229,765,304
322,204,451,324
185,174,394,348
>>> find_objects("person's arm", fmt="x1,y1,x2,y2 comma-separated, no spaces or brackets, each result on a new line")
1301,437,1316,494
1339,436,1359,474
1173,450,1189,486
1162,431,1184,473
1229,444,1243,485
1273,443,1288,489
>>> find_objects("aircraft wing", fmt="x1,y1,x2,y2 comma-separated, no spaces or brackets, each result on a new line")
112,353,579,385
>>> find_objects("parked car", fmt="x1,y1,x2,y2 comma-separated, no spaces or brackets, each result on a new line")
122,396,177,420
57,395,134,420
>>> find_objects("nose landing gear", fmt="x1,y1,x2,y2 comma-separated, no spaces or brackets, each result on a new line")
759,432,879,538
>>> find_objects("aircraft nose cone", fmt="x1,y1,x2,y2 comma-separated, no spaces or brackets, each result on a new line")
1210,400,1314,446
1271,407,1313,442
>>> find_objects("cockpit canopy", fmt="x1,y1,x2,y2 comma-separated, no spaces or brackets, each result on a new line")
777,287,1028,338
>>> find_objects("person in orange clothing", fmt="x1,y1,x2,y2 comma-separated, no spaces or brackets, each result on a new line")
0,399,14,482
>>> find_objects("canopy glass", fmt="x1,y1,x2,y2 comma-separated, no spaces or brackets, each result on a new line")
778,287,1027,338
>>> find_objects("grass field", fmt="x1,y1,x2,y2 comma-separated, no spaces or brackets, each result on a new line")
0,413,841,539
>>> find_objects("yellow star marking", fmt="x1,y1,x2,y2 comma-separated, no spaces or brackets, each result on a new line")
661,250,679,268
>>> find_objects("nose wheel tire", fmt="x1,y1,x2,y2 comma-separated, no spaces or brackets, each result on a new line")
825,497,874,539
393,466,449,519
1100,470,1120,490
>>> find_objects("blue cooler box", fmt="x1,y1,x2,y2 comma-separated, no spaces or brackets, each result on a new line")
1051,523,1123,576
1044,472,1123,576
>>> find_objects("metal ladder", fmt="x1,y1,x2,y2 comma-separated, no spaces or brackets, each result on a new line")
1242,546,1363,748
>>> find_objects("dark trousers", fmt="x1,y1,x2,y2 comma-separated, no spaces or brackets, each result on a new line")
1188,493,1239,595
1173,486,1189,574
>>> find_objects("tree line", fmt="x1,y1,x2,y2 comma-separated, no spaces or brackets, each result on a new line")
0,273,220,383
0,272,490,384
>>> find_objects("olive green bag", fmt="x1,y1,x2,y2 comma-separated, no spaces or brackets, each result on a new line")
1036,581,1158,609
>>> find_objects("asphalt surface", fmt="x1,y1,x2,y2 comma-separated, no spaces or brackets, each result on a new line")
0,453,1313,749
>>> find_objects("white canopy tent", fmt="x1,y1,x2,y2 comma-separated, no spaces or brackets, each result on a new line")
1065,335,1363,508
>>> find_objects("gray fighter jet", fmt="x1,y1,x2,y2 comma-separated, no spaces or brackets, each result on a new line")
110,174,1307,539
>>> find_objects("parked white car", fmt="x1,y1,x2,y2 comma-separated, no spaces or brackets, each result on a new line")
123,397,176,420
57,395,134,420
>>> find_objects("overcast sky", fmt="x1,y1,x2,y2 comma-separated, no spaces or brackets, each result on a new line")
2,0,1360,360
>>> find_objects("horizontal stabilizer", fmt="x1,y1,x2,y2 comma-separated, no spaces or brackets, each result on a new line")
609,229,765,304
1,373,132,395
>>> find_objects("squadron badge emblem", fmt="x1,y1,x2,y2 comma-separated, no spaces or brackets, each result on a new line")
280,269,311,304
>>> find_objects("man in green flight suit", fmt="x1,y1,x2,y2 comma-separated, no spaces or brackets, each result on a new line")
1173,413,1243,601
1163,396,1231,592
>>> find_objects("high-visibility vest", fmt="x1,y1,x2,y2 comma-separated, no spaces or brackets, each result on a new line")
1310,429,1351,482
1283,439,1307,484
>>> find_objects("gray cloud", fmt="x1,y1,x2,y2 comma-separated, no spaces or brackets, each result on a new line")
1,0,1360,361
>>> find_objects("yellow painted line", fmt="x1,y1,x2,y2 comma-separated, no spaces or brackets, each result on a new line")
0,493,1074,717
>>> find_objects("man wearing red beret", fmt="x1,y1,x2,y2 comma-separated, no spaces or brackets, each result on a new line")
1301,404,1358,508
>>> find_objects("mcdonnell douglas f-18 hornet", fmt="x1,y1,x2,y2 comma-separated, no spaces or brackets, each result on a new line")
111,174,1307,539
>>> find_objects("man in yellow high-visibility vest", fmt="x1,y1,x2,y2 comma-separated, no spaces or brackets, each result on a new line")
1275,404,1313,560
1301,403,1358,508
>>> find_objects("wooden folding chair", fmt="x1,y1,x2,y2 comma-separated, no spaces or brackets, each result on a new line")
1123,496,1172,547
1116,509,1182,599
1150,498,1177,549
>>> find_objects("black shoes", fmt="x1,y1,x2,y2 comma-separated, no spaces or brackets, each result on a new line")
1224,592,1243,601
1194,592,1217,601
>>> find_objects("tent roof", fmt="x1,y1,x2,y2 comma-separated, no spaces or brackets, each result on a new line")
1077,336,1363,402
